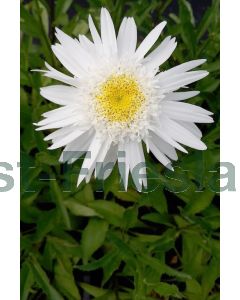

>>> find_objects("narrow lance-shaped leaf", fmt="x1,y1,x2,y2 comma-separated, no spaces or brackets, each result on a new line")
54,256,81,300
28,257,64,300
82,218,109,264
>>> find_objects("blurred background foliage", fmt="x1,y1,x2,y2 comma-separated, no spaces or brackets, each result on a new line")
20,0,220,299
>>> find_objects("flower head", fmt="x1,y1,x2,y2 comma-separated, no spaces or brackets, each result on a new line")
35,8,213,191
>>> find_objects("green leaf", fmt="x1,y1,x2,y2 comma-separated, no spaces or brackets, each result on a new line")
48,236,82,258
179,0,195,25
94,292,116,300
181,232,207,277
148,229,179,252
114,189,140,202
122,206,138,229
197,0,219,41
50,179,71,230
203,123,220,145
150,187,168,214
153,282,183,299
206,60,220,73
36,152,59,166
135,228,179,251
36,0,49,35
185,279,203,300
20,152,42,196
65,200,100,217
82,218,109,264
77,250,122,287
141,254,191,280
208,293,220,300
198,76,220,93
201,257,219,298
29,257,64,300
184,190,215,215
102,251,122,285
34,209,58,241
142,212,173,226
20,5,40,36
81,184,95,202
107,232,136,270
55,0,73,17
21,262,34,300
72,184,95,203
88,200,125,226
179,0,196,56
54,257,81,300
79,283,107,297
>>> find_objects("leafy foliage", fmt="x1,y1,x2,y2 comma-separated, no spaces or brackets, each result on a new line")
20,0,220,299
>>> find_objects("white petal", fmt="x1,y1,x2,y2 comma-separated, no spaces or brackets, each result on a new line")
36,62,80,87
96,143,118,180
118,142,130,191
163,91,200,101
37,107,76,126
126,141,147,191
48,127,90,150
162,101,213,116
88,15,102,46
40,85,80,105
117,17,137,58
159,59,206,77
59,129,94,163
51,44,84,78
148,139,173,169
36,115,84,130
44,126,73,141
163,109,214,123
161,117,207,150
177,121,202,138
156,71,209,93
86,139,111,183
79,35,95,54
77,136,103,186
42,106,76,118
135,142,147,188
148,132,178,160
135,21,167,60
55,28,93,70
149,126,188,153
117,17,127,51
101,8,117,56
144,36,177,71
144,36,171,62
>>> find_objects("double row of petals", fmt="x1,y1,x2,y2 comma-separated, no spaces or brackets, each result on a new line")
34,8,213,191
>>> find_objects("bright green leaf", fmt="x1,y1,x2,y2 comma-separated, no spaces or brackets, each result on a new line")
54,257,81,300
29,257,64,300
82,218,109,264
88,200,125,226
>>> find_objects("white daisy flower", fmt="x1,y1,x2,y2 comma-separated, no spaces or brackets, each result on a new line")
35,8,213,191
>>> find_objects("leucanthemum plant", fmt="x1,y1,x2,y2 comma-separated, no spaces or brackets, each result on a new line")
35,8,213,191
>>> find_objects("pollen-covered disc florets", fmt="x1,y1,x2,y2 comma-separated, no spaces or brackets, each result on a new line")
90,71,156,142
95,74,145,123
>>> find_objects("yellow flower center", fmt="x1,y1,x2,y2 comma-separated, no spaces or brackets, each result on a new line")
95,74,145,122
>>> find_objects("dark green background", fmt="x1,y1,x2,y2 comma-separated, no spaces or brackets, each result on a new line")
20,0,220,299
